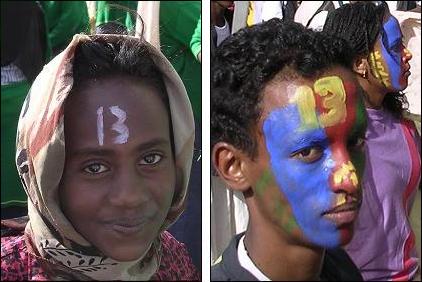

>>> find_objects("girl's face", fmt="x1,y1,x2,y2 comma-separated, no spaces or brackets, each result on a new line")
369,13,412,92
60,77,175,261
251,67,366,249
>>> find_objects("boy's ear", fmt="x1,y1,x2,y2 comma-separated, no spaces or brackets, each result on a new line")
212,142,251,192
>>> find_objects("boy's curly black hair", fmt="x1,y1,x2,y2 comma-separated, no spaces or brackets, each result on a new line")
323,1,408,118
211,19,356,158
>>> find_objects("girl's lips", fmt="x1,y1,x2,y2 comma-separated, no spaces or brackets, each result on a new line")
110,222,145,235
104,217,149,235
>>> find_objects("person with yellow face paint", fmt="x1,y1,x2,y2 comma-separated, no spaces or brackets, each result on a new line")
211,19,366,281
324,2,420,281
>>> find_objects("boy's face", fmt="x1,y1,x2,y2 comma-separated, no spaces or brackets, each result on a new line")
60,77,175,261
250,67,367,248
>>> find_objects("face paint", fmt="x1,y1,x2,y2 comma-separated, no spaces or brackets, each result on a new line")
262,76,366,248
256,169,274,196
292,76,347,129
291,86,319,130
273,199,300,235
369,16,411,90
96,106,130,145
336,193,347,206
96,106,104,146
314,76,347,127
333,161,358,187
109,106,129,144
369,51,391,87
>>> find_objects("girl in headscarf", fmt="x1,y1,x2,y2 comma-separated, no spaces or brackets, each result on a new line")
1,23,198,281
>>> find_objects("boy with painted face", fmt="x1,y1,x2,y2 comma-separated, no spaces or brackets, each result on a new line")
324,3,420,280
211,19,366,281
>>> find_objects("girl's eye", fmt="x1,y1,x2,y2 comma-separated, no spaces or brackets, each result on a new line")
291,146,323,163
140,153,163,165
390,41,404,53
83,163,109,174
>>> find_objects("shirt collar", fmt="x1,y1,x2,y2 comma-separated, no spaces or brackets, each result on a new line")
237,234,271,281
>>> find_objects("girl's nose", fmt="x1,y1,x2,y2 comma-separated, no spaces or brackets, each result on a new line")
403,47,413,62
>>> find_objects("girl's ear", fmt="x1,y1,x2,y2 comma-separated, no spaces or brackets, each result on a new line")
212,142,251,192
353,55,370,79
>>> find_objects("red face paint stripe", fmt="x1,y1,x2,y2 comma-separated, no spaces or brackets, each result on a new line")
317,82,357,170
315,81,358,244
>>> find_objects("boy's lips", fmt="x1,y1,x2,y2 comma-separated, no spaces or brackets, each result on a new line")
322,197,361,226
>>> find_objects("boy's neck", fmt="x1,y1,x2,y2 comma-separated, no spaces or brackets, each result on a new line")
243,212,325,281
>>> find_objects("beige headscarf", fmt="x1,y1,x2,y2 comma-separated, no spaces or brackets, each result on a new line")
15,34,194,280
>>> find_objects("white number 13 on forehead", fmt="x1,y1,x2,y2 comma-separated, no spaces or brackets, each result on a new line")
96,106,129,146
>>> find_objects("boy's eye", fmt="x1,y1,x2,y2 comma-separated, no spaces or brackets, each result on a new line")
140,153,163,165
83,163,109,174
291,146,323,163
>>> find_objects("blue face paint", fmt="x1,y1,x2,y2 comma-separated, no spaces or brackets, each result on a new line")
380,16,404,90
263,104,340,248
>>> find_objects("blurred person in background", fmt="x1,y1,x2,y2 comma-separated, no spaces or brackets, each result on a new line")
1,1,51,220
190,15,202,63
40,1,90,56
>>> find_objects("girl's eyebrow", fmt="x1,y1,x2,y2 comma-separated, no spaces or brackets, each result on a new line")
72,138,170,158
72,148,115,158
389,36,402,48
134,138,171,152
382,17,402,48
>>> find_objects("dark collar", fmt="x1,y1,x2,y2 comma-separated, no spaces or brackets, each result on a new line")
214,232,363,281
216,232,258,281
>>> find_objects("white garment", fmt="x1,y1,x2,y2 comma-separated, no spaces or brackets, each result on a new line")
294,1,326,28
238,234,271,281
1,63,26,85
294,1,349,31
211,175,249,263
251,1,289,25
214,18,231,46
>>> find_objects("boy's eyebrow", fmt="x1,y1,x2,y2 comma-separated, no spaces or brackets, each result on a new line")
71,138,171,157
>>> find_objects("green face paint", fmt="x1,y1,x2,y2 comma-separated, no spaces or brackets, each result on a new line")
274,199,300,235
255,169,273,196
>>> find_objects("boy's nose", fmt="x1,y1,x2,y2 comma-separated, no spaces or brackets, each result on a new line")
331,160,359,194
329,145,360,196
